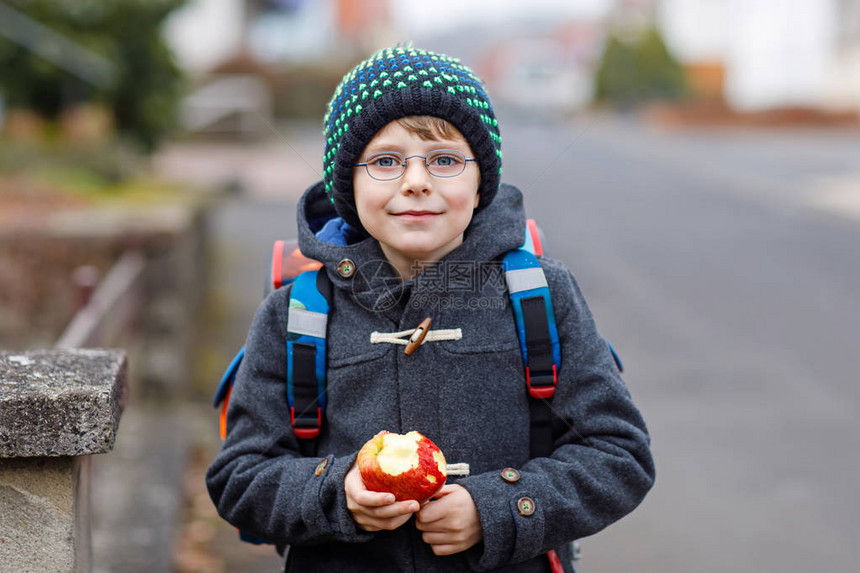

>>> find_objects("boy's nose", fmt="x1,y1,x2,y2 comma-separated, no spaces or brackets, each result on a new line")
400,157,431,195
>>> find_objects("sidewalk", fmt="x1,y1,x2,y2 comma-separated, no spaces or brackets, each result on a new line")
91,401,285,573
151,123,324,202
170,193,299,572
88,129,319,572
91,403,188,573
173,404,285,573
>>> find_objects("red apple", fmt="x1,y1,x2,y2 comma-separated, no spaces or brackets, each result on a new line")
357,430,447,503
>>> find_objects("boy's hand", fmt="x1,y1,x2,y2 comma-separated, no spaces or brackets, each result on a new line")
345,462,419,531
416,485,483,556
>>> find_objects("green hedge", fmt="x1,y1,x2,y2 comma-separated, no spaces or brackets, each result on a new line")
0,0,185,151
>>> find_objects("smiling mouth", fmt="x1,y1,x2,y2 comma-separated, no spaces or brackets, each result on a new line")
393,210,441,219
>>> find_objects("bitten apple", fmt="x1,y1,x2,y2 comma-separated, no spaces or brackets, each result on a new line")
357,430,447,503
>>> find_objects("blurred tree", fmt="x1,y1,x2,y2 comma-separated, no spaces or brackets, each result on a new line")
594,26,686,108
0,0,185,151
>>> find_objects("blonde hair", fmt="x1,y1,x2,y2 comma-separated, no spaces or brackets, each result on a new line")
395,115,465,142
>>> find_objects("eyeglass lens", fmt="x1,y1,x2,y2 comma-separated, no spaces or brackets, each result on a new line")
364,150,468,180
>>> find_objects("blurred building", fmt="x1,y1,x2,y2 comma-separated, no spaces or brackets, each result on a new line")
478,21,605,116
162,0,860,123
658,0,860,112
164,0,393,73
163,0,394,135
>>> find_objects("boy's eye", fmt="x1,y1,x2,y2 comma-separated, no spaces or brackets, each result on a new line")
368,154,403,168
428,152,464,167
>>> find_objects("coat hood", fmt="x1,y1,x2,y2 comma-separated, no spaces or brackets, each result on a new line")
296,180,526,311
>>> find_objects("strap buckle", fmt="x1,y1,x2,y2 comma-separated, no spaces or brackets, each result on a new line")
291,406,321,439
526,364,557,399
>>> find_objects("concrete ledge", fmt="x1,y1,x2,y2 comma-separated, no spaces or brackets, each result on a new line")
0,350,127,458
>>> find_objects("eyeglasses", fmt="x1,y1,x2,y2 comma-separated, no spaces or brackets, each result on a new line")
354,149,477,181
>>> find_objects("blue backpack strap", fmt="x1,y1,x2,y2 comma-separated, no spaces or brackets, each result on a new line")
214,346,244,408
606,339,624,373
214,346,245,440
212,249,330,547
516,219,561,396
213,269,333,446
503,246,562,460
286,269,331,446
504,248,562,399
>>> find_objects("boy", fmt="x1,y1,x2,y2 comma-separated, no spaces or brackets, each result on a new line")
207,46,654,572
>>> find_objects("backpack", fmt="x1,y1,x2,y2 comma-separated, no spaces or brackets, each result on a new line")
213,219,622,570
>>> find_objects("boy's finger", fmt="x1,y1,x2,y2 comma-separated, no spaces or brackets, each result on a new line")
416,498,448,525
356,491,396,507
415,518,445,533
434,484,458,497
421,530,454,545
415,509,441,527
428,543,461,556
369,513,414,531
369,500,420,519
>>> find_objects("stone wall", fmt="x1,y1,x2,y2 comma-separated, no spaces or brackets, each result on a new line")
0,198,208,399
0,193,210,571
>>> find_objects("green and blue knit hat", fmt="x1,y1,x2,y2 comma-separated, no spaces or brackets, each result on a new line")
323,46,502,231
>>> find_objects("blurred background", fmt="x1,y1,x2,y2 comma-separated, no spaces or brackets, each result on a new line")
1,0,859,571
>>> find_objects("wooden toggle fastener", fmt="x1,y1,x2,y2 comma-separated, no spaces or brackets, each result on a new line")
404,317,433,355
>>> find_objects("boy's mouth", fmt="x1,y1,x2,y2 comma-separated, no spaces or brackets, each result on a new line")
392,210,440,220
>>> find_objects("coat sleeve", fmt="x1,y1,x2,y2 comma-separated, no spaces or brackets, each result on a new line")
205,286,374,548
458,258,655,571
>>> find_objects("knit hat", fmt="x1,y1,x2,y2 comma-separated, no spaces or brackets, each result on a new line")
322,45,502,232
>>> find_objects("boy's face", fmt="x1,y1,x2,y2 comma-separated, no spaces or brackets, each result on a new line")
353,120,480,272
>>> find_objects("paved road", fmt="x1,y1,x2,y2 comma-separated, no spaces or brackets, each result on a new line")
205,114,860,572
502,115,860,573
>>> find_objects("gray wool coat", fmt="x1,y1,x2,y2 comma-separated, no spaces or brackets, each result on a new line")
206,182,655,572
